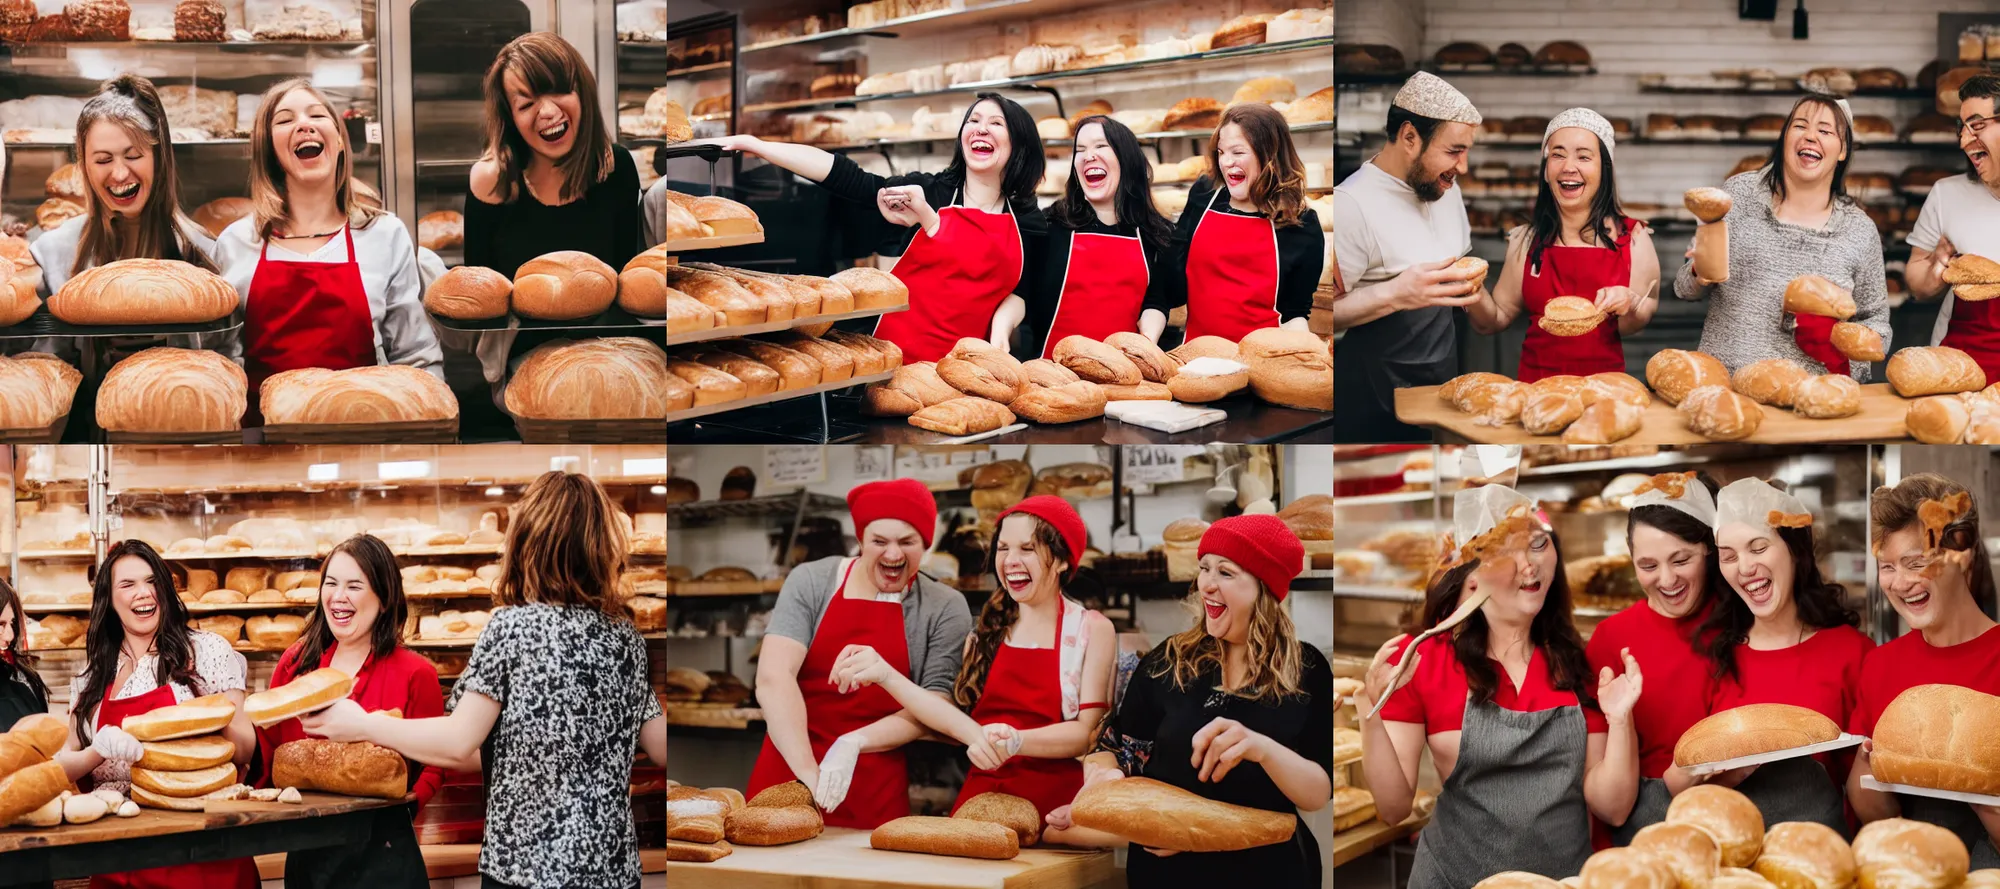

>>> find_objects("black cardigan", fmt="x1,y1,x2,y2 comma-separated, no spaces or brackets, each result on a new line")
1145,179,1325,324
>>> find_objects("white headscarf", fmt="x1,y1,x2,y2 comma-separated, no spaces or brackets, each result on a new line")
1542,107,1616,160
1628,472,1716,526
1392,71,1482,125
1714,477,1813,532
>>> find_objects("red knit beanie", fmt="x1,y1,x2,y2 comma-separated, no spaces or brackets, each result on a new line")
1197,515,1306,601
996,495,1088,581
848,478,938,549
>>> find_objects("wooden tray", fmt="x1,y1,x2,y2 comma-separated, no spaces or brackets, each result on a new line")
667,303,909,346
106,429,244,444
665,827,1117,889
1395,382,1913,444
263,417,459,444
0,413,68,444
667,369,894,423
511,415,667,444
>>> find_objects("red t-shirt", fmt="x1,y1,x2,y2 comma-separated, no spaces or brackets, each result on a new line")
1380,633,1608,733
257,643,450,812
1587,600,1714,779
1710,624,1874,723
1851,624,2000,737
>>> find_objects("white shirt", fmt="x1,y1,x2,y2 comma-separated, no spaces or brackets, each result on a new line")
1332,161,1473,288
1909,174,2000,346
212,214,444,378
77,630,246,791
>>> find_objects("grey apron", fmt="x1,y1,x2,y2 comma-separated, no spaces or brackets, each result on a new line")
1899,792,2000,870
1610,776,1674,846
1405,698,1594,889
1733,755,1848,837
1333,304,1455,443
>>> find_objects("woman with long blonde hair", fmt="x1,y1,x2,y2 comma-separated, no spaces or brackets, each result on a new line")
306,471,667,889
212,78,440,426
1049,515,1333,886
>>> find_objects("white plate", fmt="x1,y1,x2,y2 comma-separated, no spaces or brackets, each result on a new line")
1682,734,1863,776
1861,775,2000,807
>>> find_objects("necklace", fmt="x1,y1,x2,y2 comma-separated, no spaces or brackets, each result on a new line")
274,228,342,239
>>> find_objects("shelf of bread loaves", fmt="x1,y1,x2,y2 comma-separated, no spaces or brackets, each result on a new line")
0,1,367,44
663,263,911,346
666,328,906,423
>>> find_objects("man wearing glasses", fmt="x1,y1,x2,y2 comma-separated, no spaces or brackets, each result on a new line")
1907,73,2000,382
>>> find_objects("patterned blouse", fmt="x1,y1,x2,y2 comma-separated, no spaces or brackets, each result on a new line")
78,630,246,791
449,604,663,889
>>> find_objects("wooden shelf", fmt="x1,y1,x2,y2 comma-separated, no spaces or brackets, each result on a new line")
22,602,88,613
164,550,319,562
1332,815,1428,868
185,602,316,614
666,304,908,346
18,549,92,559
667,369,893,423
666,705,762,729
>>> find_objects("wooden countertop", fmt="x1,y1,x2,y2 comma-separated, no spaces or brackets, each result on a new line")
0,792,400,855
666,827,1119,889
1331,815,1428,869
1395,383,1911,444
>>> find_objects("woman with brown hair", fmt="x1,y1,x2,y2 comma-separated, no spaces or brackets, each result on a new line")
826,495,1116,842
213,79,441,423
305,471,667,889
1147,103,1325,345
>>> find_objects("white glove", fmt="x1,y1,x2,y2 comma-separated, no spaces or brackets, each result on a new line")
91,726,143,764
814,732,867,812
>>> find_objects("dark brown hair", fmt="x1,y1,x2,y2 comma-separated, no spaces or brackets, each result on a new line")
481,32,614,205
1698,524,1860,683
73,541,200,739
1871,473,1996,614
71,75,215,275
0,577,48,705
1759,94,1853,208
497,471,630,615
283,535,407,676
953,512,1074,710
1207,103,1308,228
1409,529,1597,710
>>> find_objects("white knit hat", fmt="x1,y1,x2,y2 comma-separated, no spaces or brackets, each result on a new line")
1627,472,1716,526
1543,107,1616,160
1392,71,1482,126
1714,477,1813,532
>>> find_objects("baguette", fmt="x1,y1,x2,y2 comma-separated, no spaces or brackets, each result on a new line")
0,738,41,782
119,693,236,742
1889,347,1986,397
724,804,824,845
5,713,67,759
245,668,354,727
0,760,68,825
954,791,1040,846
1070,777,1295,852
271,739,410,800
870,815,1020,860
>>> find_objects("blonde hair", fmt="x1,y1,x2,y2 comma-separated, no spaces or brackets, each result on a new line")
247,79,385,240
71,75,214,274
1153,581,1304,703
496,471,630,616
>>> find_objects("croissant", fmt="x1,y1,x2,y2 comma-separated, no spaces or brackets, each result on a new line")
503,338,670,419
49,258,237,325
261,366,458,425
96,348,246,432
909,397,1015,436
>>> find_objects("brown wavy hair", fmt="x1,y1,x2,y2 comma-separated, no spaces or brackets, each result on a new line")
70,75,215,275
480,32,615,205
1871,473,1997,614
952,512,1074,711
497,471,630,615
247,79,386,241
1206,102,1308,228
1152,575,1303,703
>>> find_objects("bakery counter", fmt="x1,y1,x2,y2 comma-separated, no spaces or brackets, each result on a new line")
0,792,409,883
849,399,1335,445
667,827,1119,889
1396,383,1913,445
1331,814,1429,869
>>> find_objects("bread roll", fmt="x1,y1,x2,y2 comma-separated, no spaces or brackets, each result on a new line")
1631,822,1719,889
1240,328,1332,410
614,248,679,321
747,781,813,808
1851,818,1967,889
262,366,457,425
505,338,669,420
137,735,235,772
937,338,1024,402
245,668,354,727
512,251,616,321
1870,684,2000,794
1833,322,1884,361
0,256,37,328
48,258,237,325
1055,336,1142,385
1680,385,1764,441
1561,398,1642,444
1647,350,1731,405
1966,870,2000,888
1008,381,1107,424
1674,703,1840,767
417,209,463,251
1579,847,1676,889
1522,391,1584,435
831,267,908,309
870,816,1019,860
1070,776,1294,852
1733,358,1809,407
724,805,823,845
1105,331,1179,382
1684,187,1733,223
96,348,246,433
0,353,81,429
1170,335,1239,365
1752,821,1854,889
423,266,511,320
1539,296,1607,336
1889,347,1986,397
909,397,1015,436
1473,875,1564,889
272,739,409,800
1665,785,1764,868
1783,275,1858,320
1792,374,1861,419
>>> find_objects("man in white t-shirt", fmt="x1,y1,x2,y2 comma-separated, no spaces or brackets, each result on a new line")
1332,71,1487,442
1907,73,2000,383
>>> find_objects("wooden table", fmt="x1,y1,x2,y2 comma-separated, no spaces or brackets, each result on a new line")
1395,383,1912,444
0,793,406,882
1331,815,1429,869
667,827,1120,889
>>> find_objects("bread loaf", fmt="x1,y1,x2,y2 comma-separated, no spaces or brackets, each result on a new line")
1522,391,1584,435
1102,381,1174,401
129,785,209,811
1833,322,1884,361
770,335,855,382
505,338,670,420
424,266,512,320
1240,328,1332,410
272,738,408,799
724,804,823,845
1055,336,1142,384
262,366,457,425
615,248,679,321
666,359,747,406
1680,385,1763,441
245,668,353,727
822,330,902,373
1630,822,1719,889
225,567,270,596
96,348,246,433
512,251,616,321
747,781,813,808
937,338,1023,401
1908,394,1977,444
831,267,908,309
1673,703,1840,766
1732,358,1809,406
690,350,779,398
663,266,767,326
1783,275,1858,320
864,362,961,416
668,788,728,843
48,258,237,325
137,735,235,772
1170,335,1239,365
1560,398,1642,444
1870,684,2000,794
870,815,1020,860
1647,350,1730,405
131,761,239,799
5,714,68,759
1167,356,1251,402
1792,374,1861,419
681,264,805,322
1008,380,1106,424
1889,347,1986,397
119,693,235,742
0,353,81,429
417,209,462,251
909,397,1015,436
1684,187,1733,224
1664,785,1764,868
1472,875,1564,889
1105,331,1179,381
1753,822,1854,889
1851,819,1968,889
667,192,762,235
1070,777,1294,852
666,839,732,862
0,760,68,826
954,792,1040,846
1579,847,1676,889
716,340,822,391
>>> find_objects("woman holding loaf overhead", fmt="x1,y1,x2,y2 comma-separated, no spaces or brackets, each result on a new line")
1145,103,1324,345
1672,94,1891,379
212,79,442,422
826,495,1115,840
255,534,441,886
1586,473,1724,844
60,540,258,889
1848,475,2000,867
1354,486,1639,887
1693,477,1872,835
1025,116,1176,357
1467,108,1660,380
1049,515,1332,886
707,94,1048,362
747,478,976,829
304,471,666,889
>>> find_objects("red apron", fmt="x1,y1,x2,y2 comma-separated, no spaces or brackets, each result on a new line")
1942,296,2000,384
1184,189,1282,342
746,560,912,829
92,685,258,889
871,192,1025,363
1039,231,1150,359
243,225,377,425
949,604,1081,820
1517,219,1634,382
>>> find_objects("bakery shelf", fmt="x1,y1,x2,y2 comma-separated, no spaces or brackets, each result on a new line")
3,39,371,51
395,545,503,558
22,603,88,614
184,602,317,614
426,304,662,334
17,549,93,560
667,492,848,522
1637,83,1934,98
663,61,733,78
1425,64,1597,76
666,368,894,424
741,0,1127,52
832,121,1332,152
740,37,1335,114
1466,137,1961,151
1332,584,1423,603
0,307,242,342
666,705,763,729
1517,451,1716,478
1331,815,1429,868
263,418,460,444
1333,491,1435,507
164,549,321,562
2,139,252,150
403,638,480,649
661,232,766,252
665,304,908,346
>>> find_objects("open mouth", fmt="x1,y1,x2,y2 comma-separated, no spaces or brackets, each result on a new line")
1971,146,1991,170
294,139,325,160
875,557,907,590
1556,178,1584,199
1002,569,1033,594
327,604,355,626
967,136,995,159
1081,165,1109,186
1202,597,1225,621
1741,576,1773,605
538,120,570,143
1899,588,1932,611
107,180,140,203
1225,170,1248,186
1655,580,1689,606
1796,146,1824,169
1520,579,1543,594
129,601,156,618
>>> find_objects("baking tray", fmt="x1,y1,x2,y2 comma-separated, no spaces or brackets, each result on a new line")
1682,734,1863,776
263,417,459,444
0,413,68,444
105,429,244,444
511,414,667,444
426,304,664,333
0,306,242,340
1860,775,2000,807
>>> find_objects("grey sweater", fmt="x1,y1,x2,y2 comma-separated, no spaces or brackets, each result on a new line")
766,555,973,694
1673,170,1891,380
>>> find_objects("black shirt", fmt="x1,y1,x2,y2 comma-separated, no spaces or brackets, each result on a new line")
1023,219,1171,358
1147,179,1325,325
0,661,52,889
818,153,1048,262
1106,640,1335,888
462,145,643,278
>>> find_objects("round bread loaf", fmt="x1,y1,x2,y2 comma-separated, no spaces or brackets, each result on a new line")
1647,349,1730,405
1471,874,1563,889
1578,847,1676,889
1792,374,1861,419
0,353,80,429
190,196,253,238
423,266,512,320
1731,359,1809,407
1870,684,2000,795
1673,704,1840,768
616,249,674,319
504,337,668,420
49,258,238,325
418,209,464,251
830,267,908,309
1665,785,1764,868
1851,818,1967,889
96,348,246,433
513,251,616,320
1240,327,1331,411
1684,187,1733,223
1965,869,2000,888
1680,385,1764,441
1538,296,1605,337
1631,821,1720,888
1752,821,1854,889
261,366,458,425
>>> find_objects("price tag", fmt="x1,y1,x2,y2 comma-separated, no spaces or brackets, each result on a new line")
851,446,893,483
1121,445,1205,485
762,446,825,487
365,121,382,145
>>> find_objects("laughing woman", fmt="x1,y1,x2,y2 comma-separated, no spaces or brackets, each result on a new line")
1361,486,1640,887
1469,108,1660,380
1028,116,1176,356
1698,477,1872,834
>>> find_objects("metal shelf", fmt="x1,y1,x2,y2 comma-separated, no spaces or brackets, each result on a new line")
1517,452,1717,478
741,0,1127,52
1333,584,1423,602
1333,490,1437,507
664,61,733,78
667,492,848,522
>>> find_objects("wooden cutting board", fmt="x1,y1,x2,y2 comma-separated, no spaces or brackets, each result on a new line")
666,827,1119,889
0,792,397,854
1395,383,1913,444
